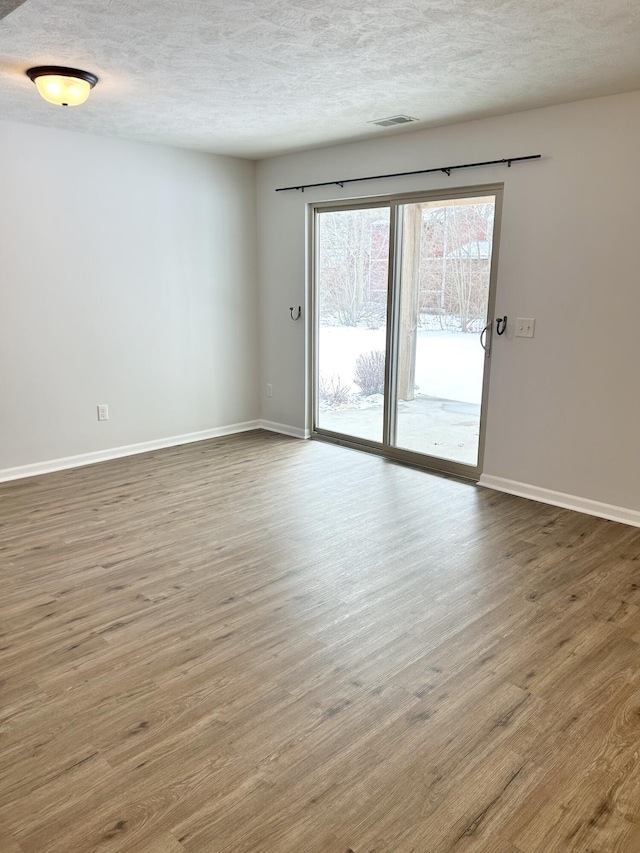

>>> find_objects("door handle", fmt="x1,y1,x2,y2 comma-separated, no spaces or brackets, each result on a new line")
479,322,491,357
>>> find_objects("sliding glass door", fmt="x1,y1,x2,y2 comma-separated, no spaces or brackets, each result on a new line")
315,204,391,443
312,186,502,478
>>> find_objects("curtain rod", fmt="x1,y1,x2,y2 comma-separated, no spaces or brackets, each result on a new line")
275,154,542,193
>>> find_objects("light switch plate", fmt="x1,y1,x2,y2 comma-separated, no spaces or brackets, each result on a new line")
515,318,535,338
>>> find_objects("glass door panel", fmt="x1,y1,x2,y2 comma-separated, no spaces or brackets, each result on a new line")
316,206,390,444
392,197,496,466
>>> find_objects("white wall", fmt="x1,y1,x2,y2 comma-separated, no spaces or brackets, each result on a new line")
256,91,640,513
0,119,258,471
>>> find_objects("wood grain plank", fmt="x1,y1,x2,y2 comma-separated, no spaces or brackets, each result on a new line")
2,431,640,851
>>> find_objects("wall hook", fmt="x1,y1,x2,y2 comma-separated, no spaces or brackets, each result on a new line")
289,306,301,321
496,315,507,335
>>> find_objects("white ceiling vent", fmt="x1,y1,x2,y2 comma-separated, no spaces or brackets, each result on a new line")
369,114,419,128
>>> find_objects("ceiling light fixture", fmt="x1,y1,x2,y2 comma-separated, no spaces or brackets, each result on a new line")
26,66,98,107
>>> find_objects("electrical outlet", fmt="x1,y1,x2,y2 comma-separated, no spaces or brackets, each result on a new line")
266,384,273,398
97,404,109,421
515,318,535,338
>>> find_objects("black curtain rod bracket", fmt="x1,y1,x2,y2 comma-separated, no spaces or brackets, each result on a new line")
275,154,541,193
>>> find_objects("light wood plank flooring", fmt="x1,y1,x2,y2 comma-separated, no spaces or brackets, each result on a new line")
2,430,640,852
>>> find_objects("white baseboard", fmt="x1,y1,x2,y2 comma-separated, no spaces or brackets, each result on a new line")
478,474,640,529
0,420,261,483
259,420,310,440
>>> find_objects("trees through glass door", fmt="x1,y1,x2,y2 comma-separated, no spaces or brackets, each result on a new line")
313,186,502,479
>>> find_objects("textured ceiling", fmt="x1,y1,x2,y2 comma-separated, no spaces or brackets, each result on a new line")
0,0,27,20
0,0,639,158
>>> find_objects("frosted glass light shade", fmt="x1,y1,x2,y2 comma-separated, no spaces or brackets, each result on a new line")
26,66,98,107
35,74,91,106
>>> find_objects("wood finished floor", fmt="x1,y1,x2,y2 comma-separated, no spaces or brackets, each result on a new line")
2,431,640,853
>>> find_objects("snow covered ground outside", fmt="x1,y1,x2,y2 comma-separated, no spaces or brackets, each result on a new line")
319,326,484,404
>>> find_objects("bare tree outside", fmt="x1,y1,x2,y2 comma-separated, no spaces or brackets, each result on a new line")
315,197,496,464
418,202,494,332
318,208,389,327
319,202,493,333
